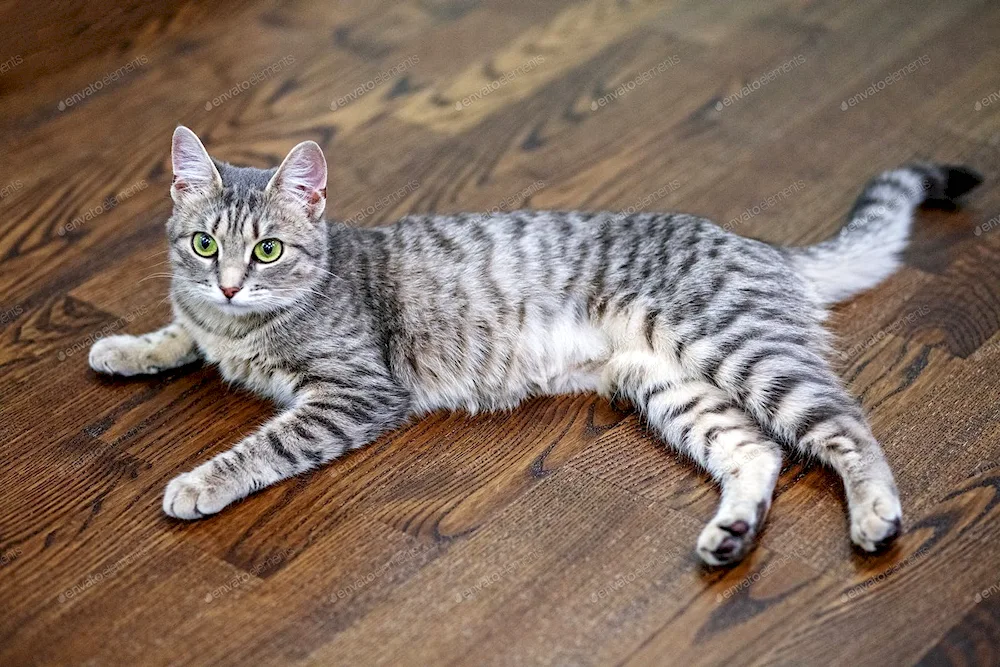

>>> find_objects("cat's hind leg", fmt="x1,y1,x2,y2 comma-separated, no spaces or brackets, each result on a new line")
89,323,199,376
694,326,903,552
601,350,782,566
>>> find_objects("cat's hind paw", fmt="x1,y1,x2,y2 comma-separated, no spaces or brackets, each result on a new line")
850,487,902,552
696,503,765,567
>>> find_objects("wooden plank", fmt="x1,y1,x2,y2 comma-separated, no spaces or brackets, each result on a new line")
3,0,1000,664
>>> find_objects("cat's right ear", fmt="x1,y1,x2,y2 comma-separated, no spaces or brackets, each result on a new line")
170,126,222,202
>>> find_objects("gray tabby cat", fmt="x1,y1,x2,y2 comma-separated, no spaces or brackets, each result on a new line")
89,126,982,565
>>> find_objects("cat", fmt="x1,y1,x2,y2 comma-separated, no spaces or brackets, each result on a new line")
89,126,982,565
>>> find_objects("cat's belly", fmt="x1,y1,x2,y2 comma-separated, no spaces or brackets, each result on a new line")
407,313,611,414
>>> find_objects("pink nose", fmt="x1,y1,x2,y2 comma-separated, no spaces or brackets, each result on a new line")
220,286,241,299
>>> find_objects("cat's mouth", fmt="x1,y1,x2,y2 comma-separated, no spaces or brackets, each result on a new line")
213,300,257,315
199,288,260,315
201,287,290,316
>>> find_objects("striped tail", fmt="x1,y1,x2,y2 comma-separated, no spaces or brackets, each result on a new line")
786,164,982,305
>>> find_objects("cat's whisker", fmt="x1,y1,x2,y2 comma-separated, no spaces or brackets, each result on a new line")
139,273,206,286
265,287,341,308
308,264,348,283
137,275,174,283
143,258,174,269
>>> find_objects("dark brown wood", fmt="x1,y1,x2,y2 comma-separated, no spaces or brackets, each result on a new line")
2,0,999,665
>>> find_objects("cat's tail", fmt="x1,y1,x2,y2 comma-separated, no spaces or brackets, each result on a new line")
785,164,982,305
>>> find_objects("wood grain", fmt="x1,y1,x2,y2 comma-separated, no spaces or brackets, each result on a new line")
2,0,999,665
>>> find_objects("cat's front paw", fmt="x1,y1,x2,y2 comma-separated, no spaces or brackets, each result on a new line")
163,465,241,520
89,335,163,376
850,485,902,552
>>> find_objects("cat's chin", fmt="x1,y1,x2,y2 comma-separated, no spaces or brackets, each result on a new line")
211,300,266,316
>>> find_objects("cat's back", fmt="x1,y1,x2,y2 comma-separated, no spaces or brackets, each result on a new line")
369,208,783,296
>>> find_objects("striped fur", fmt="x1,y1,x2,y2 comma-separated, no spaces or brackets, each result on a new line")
89,127,982,565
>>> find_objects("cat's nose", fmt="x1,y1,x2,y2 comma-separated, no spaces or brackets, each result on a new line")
220,286,241,300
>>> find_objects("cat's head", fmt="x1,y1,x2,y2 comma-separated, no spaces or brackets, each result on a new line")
166,126,329,315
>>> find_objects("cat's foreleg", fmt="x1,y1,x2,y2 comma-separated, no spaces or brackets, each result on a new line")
89,322,199,376
602,351,782,566
162,379,411,519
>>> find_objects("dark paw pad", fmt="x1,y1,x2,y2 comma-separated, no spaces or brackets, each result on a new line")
870,517,902,551
706,535,749,566
721,520,750,537
942,165,984,200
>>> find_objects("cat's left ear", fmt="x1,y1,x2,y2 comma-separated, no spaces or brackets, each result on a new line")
266,141,327,221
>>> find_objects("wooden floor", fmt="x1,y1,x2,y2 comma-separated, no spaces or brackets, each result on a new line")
2,0,1000,665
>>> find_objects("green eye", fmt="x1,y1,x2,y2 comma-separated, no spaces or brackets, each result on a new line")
253,238,283,263
192,232,217,257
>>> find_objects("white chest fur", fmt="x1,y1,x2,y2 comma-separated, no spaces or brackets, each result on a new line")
188,325,299,406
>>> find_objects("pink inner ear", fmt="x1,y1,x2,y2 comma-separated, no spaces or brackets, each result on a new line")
308,188,326,205
172,128,219,192
274,143,327,209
